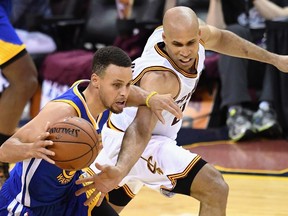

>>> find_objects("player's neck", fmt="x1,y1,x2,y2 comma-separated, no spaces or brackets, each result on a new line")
82,87,106,119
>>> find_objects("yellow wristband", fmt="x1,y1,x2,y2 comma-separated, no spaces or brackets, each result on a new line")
145,91,158,108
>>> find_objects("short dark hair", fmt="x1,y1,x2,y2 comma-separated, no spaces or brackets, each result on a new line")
92,46,131,77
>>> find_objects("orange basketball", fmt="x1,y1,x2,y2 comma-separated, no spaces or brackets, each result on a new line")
47,116,100,170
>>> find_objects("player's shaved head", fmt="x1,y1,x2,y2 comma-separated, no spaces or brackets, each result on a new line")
161,6,201,72
163,6,199,37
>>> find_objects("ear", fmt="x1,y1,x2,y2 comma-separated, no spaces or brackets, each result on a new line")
162,32,166,42
91,73,100,88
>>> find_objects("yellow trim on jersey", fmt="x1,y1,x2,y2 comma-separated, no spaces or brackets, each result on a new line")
96,112,104,126
96,111,111,129
0,40,26,65
122,184,136,199
84,167,96,176
78,170,101,216
70,79,87,88
52,99,82,116
72,86,98,129
53,79,99,130
107,119,124,132
82,167,116,214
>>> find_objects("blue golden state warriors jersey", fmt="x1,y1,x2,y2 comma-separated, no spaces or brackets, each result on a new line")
0,80,110,216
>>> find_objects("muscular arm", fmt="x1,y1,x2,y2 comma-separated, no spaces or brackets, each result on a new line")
116,106,156,177
201,23,288,72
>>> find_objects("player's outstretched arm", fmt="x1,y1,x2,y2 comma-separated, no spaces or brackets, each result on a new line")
202,24,288,73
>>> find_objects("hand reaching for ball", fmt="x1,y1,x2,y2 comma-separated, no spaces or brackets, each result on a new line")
26,122,55,164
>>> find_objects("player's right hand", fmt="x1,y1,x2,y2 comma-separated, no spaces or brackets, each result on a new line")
148,93,182,124
75,163,123,206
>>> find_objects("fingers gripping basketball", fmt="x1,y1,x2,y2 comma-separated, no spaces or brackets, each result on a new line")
47,117,100,170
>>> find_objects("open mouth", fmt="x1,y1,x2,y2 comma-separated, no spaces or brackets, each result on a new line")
180,58,191,64
115,101,126,109
179,58,193,68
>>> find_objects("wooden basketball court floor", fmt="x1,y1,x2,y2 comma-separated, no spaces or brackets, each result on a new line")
121,139,288,216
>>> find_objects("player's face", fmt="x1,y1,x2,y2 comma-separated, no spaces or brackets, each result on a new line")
163,27,200,72
99,64,132,114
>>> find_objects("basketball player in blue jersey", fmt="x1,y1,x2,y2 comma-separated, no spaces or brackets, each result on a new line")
0,0,39,187
0,46,182,216
76,6,288,216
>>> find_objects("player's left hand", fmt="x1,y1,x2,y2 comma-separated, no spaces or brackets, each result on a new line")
75,163,123,206
148,93,182,124
25,121,55,164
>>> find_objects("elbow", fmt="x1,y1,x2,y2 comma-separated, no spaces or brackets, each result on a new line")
137,126,152,143
135,122,153,144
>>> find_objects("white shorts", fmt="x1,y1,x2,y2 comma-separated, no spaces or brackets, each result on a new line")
92,124,203,197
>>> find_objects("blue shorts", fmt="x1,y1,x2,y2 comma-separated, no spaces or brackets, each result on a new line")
0,1,26,66
0,182,90,216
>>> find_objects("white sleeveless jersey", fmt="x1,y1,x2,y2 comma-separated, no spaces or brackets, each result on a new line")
109,26,205,140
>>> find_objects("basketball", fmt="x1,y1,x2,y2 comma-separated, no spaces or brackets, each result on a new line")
47,116,100,170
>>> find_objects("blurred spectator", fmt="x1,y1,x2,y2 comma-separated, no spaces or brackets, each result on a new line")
114,0,143,60
10,0,51,31
264,18,288,138
115,0,134,19
9,0,56,55
113,0,176,60
206,0,288,141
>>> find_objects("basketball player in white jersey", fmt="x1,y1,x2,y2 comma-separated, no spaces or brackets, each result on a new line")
76,6,288,216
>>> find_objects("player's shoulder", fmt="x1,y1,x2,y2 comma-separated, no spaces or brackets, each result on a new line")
199,22,215,48
42,101,77,119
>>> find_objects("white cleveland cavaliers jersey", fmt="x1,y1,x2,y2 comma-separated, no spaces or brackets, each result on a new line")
109,26,205,140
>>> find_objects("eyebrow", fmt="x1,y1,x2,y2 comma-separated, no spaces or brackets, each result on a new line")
172,39,195,45
112,78,125,82
112,79,132,84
